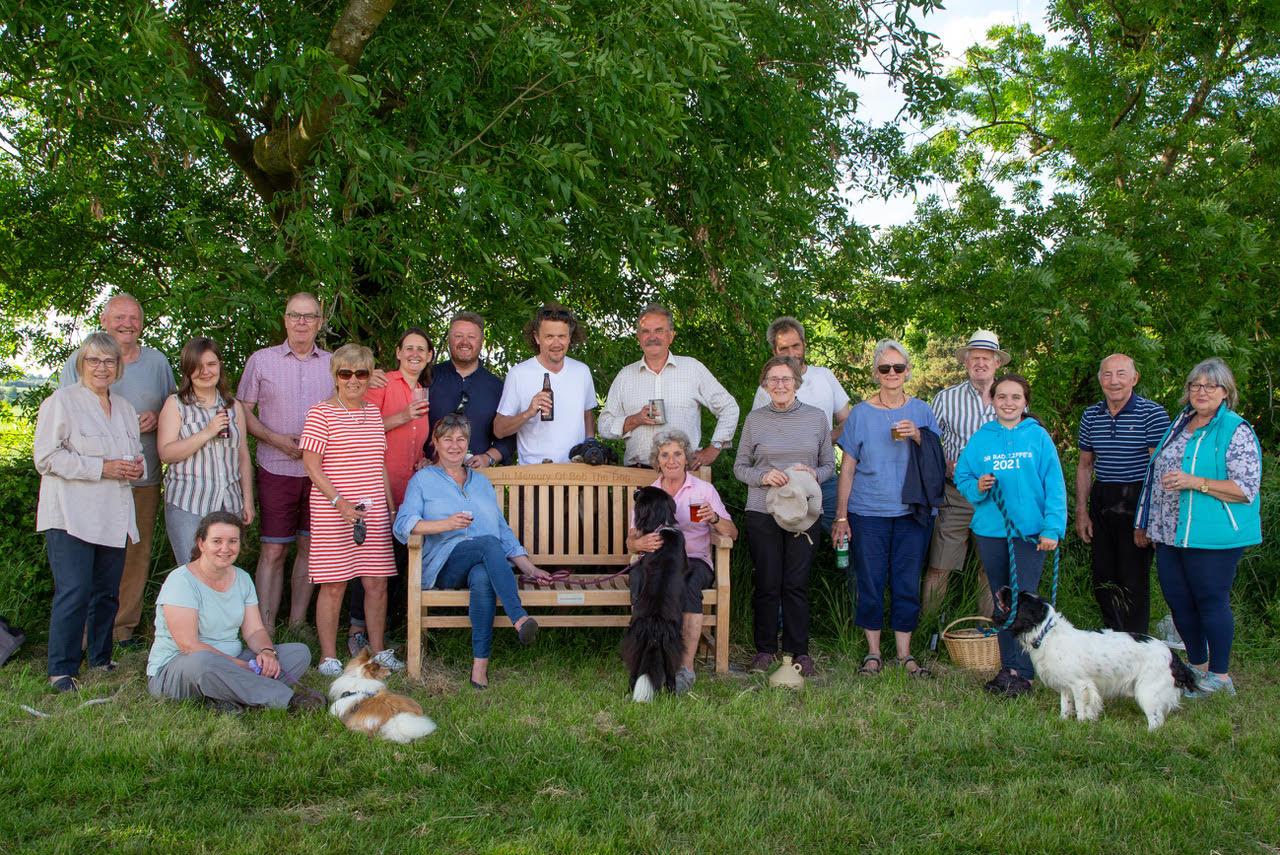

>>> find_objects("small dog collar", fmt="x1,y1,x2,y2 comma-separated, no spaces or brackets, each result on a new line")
1030,616,1056,649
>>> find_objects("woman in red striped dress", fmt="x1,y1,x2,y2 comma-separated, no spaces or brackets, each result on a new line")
300,344,398,677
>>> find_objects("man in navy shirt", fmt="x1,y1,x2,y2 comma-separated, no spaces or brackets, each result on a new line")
1075,353,1171,632
427,312,515,468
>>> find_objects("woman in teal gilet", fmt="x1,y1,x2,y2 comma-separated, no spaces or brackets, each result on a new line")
1136,358,1262,697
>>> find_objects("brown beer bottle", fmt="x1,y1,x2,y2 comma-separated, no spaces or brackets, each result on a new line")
541,372,554,421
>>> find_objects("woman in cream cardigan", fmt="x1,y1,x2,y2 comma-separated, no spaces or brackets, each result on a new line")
34,332,143,693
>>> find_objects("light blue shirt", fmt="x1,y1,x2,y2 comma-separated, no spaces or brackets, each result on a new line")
394,467,528,588
838,398,940,518
147,565,257,676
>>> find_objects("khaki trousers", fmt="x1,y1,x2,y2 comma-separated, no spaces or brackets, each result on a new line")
114,483,161,642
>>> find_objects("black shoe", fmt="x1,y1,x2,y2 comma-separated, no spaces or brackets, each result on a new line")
114,637,143,652
50,676,80,694
203,696,246,715
517,618,538,646
287,691,324,714
984,668,1015,695
1002,675,1034,698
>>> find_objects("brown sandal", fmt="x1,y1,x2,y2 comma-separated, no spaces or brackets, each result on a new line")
896,656,933,679
859,654,882,676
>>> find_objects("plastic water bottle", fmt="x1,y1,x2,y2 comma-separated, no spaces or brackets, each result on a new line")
835,534,850,569
248,659,262,675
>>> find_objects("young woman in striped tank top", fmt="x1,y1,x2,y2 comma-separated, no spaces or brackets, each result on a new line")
158,338,255,568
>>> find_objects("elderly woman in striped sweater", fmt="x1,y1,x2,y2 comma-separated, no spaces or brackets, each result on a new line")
734,355,834,678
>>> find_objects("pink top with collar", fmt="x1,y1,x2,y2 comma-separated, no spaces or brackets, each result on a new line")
640,473,729,568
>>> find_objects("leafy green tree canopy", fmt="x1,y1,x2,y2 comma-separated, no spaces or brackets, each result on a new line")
867,0,1280,442
1,0,942,400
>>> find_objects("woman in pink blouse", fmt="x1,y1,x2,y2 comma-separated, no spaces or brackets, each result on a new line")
347,328,434,651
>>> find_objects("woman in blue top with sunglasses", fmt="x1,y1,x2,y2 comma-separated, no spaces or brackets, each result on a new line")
832,339,940,678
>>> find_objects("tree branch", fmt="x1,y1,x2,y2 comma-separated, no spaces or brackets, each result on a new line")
167,24,287,203
252,0,400,178
1160,28,1239,175
446,71,556,161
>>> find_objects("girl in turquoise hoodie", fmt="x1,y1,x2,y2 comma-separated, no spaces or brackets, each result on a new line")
955,374,1067,698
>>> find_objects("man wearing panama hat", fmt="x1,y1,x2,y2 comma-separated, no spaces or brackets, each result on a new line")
921,330,1010,617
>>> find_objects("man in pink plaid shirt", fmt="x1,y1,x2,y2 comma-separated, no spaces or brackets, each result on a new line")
237,292,332,629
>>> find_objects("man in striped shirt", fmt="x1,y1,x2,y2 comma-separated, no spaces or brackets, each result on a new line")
921,330,1008,617
1075,353,1171,633
598,304,738,469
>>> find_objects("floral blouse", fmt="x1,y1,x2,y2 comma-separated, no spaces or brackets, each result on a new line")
1145,422,1261,545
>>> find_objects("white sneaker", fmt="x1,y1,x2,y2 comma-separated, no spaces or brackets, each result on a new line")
318,657,342,677
372,648,406,672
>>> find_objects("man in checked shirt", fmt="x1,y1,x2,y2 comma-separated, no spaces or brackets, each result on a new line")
921,329,1011,617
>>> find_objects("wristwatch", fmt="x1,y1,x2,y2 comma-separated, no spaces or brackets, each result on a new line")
1200,479,1209,494
710,440,731,450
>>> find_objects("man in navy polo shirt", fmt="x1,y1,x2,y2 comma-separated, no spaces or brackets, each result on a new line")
428,311,515,468
1075,353,1171,632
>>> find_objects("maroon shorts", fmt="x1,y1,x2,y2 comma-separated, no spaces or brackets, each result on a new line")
256,467,311,542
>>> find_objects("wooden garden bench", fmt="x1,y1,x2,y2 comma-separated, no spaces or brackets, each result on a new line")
406,463,732,678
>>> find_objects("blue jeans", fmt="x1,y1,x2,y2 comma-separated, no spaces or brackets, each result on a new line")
1155,544,1243,674
45,529,126,677
976,534,1046,679
850,514,931,632
434,536,529,658
820,475,838,533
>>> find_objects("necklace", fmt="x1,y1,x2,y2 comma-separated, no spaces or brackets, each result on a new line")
337,397,367,424
876,391,907,409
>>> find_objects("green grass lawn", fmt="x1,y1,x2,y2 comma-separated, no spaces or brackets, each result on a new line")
2,625,1278,855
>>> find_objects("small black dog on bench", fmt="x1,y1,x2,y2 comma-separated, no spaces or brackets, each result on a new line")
622,487,689,702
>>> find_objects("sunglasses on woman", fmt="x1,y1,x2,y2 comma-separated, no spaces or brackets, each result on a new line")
335,369,371,380
876,363,907,375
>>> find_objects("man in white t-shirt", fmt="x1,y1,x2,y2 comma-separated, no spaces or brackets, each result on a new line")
751,316,851,530
494,303,597,464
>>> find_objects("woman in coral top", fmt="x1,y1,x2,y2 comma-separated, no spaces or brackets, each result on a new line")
347,328,434,650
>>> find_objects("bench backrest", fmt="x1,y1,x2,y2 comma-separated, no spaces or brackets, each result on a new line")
484,464,656,565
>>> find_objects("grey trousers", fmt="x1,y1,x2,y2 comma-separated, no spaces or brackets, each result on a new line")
147,642,312,709
163,503,205,569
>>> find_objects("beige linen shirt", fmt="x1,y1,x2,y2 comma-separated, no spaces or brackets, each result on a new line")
598,354,739,466
34,384,142,547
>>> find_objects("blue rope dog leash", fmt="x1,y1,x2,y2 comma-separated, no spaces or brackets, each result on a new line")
981,481,1059,636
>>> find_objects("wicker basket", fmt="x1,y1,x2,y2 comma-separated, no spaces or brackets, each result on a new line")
941,616,1001,672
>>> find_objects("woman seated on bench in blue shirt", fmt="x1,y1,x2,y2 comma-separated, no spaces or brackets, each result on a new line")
394,415,552,689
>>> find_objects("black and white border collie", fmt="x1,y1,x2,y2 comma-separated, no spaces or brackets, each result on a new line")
622,487,689,702
1003,589,1206,730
